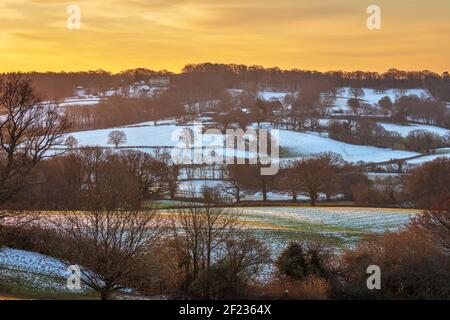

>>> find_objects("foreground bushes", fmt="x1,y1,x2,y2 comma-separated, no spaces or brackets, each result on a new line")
335,227,450,299
1,208,450,300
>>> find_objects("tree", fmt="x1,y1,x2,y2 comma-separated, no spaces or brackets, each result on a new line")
339,172,371,200
276,242,330,281
415,198,450,254
222,164,253,202
349,87,365,100
53,209,163,300
405,129,443,154
278,167,302,202
348,98,361,115
64,136,79,151
119,150,171,199
192,231,270,299
378,96,393,115
171,207,239,278
27,148,173,210
170,206,269,299
317,152,345,200
338,227,450,299
291,156,331,206
405,157,450,209
108,130,127,148
0,74,68,207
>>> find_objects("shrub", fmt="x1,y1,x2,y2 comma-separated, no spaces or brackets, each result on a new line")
260,276,329,300
276,242,331,281
335,227,450,299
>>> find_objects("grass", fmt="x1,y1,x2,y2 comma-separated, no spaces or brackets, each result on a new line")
0,267,98,300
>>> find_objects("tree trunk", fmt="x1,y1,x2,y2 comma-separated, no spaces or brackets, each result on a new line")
310,195,316,206
100,290,111,300
261,179,267,201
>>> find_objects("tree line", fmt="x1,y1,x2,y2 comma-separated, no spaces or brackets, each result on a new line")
2,63,449,100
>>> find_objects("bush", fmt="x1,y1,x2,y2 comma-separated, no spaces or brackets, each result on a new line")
260,277,329,300
335,227,450,299
276,242,331,281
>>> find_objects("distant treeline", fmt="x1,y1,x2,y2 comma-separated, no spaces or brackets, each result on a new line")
1,63,449,100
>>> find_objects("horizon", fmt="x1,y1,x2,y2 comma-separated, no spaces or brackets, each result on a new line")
1,63,448,75
0,0,449,73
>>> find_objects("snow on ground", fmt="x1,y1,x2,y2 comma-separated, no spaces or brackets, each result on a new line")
40,96,105,108
122,118,178,127
65,125,420,164
279,130,419,163
405,154,450,165
327,88,432,115
59,96,105,107
241,192,344,202
0,248,69,278
339,87,431,105
178,180,225,196
378,123,450,137
259,91,290,101
240,207,417,235
227,89,291,102
0,248,95,295
66,125,185,147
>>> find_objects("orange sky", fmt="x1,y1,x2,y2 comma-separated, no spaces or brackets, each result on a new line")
0,0,449,73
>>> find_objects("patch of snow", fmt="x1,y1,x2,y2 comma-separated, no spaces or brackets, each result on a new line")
259,91,290,101
405,154,450,165
0,248,69,278
378,123,450,137
279,130,419,163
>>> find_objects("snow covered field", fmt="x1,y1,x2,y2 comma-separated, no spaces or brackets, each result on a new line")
259,91,290,101
0,248,92,296
59,97,105,107
65,125,420,164
241,207,416,233
227,89,292,102
278,130,419,163
0,248,69,278
338,87,431,105
378,123,450,137
405,154,450,165
327,87,432,115
239,206,418,247
66,124,186,147
41,96,105,108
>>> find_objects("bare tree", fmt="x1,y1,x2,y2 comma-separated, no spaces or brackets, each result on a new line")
170,206,269,299
348,98,361,115
417,199,450,254
349,87,365,100
171,206,240,278
53,209,163,300
291,157,331,206
108,130,127,149
405,157,450,209
222,164,253,202
0,74,68,207
64,136,79,151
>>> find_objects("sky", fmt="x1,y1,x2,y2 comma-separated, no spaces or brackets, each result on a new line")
0,0,449,73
